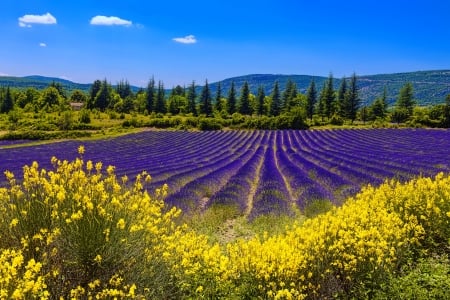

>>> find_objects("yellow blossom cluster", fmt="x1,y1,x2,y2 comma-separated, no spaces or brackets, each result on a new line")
0,148,449,299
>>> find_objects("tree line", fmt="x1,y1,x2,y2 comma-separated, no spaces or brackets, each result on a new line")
1,74,450,129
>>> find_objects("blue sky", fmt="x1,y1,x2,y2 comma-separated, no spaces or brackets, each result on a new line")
1,0,449,87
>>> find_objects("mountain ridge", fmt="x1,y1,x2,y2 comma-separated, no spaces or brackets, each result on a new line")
1,70,450,106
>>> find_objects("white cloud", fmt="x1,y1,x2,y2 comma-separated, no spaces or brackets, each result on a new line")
90,15,132,26
173,35,197,44
39,42,47,47
18,12,57,27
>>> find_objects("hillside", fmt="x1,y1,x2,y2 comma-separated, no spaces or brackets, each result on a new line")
209,70,450,106
1,70,450,106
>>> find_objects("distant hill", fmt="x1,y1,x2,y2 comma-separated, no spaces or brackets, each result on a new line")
1,70,450,106
208,70,450,106
0,75,92,93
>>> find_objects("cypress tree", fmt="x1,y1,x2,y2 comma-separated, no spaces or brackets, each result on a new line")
238,81,251,115
270,81,281,116
154,81,166,114
214,82,223,112
282,79,298,112
336,77,347,118
145,77,155,113
256,85,265,116
186,81,197,116
306,80,317,121
318,81,327,121
227,81,237,115
323,74,335,118
199,79,213,116
396,82,415,116
345,73,361,123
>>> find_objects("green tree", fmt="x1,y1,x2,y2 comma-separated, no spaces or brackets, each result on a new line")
270,81,281,116
94,80,112,111
214,82,223,112
88,80,102,109
344,73,360,123
317,81,327,121
306,80,317,121
40,86,62,109
116,80,133,100
321,74,335,119
199,80,213,116
371,87,388,120
49,81,67,100
282,79,298,112
186,81,197,116
154,81,166,114
256,85,266,116
238,81,252,115
0,87,14,113
145,78,156,113
70,90,87,104
227,81,237,115
396,82,415,117
336,77,347,118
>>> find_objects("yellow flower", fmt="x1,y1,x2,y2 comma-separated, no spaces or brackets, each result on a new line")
117,218,126,230
94,255,102,263
9,218,19,228
78,145,85,155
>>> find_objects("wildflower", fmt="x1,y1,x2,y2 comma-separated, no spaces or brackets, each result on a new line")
78,145,85,155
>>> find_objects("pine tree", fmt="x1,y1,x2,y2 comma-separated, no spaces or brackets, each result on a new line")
396,82,415,116
0,87,14,113
154,81,166,114
227,81,237,115
322,74,335,118
318,81,327,121
238,81,251,115
199,79,213,116
186,81,197,116
282,79,298,112
345,73,360,123
336,77,347,118
214,82,223,112
145,77,155,113
305,80,317,121
116,80,132,100
270,81,281,116
256,85,266,116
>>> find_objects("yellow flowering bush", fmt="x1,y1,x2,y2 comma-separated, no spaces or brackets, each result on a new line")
0,147,184,298
0,147,449,299
169,173,449,299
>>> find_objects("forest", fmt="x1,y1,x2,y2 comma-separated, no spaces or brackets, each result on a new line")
1,73,450,138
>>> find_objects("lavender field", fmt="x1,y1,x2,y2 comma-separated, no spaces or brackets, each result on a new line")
1,128,450,217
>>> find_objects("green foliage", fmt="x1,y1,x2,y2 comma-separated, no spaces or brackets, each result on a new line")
374,256,450,300
344,73,361,122
199,80,213,116
78,109,91,124
303,199,334,218
58,110,74,131
227,81,237,114
269,81,281,116
238,81,251,115
198,118,223,130
396,82,416,117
